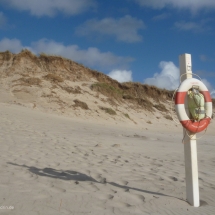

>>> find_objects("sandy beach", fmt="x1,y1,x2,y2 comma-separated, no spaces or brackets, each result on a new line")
0,102,215,215
0,51,215,214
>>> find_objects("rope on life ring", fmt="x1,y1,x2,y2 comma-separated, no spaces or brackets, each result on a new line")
171,73,203,125
175,78,213,133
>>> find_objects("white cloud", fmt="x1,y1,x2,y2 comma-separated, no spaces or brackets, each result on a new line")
174,19,212,32
144,61,180,90
0,38,133,71
134,0,215,12
174,21,202,32
0,0,96,17
152,13,170,21
143,61,215,98
0,38,24,53
197,70,215,77
202,79,215,98
200,55,208,62
202,79,214,91
76,15,145,43
211,90,215,98
108,70,133,83
0,12,7,28
199,54,215,62
31,39,133,69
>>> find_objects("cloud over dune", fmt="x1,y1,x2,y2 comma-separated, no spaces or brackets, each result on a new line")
108,70,133,83
134,0,215,12
0,38,24,53
0,38,133,71
0,12,7,28
76,15,145,43
143,61,215,98
0,0,96,17
144,61,179,90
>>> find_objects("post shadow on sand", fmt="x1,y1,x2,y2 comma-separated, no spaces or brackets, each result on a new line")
7,162,98,182
8,162,206,205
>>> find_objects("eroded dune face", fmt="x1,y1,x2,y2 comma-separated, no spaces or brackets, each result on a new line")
0,50,187,124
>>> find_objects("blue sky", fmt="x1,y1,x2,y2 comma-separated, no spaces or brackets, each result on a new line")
0,0,215,96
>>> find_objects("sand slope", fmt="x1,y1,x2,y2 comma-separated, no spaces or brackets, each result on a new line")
0,102,215,215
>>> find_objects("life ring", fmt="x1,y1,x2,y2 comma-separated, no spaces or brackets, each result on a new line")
175,78,213,133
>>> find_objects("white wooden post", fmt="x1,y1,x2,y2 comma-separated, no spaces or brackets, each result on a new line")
179,53,200,207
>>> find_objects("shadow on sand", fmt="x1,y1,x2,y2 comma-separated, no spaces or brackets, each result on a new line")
8,162,189,203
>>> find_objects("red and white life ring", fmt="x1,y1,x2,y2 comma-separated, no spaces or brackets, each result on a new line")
175,78,213,133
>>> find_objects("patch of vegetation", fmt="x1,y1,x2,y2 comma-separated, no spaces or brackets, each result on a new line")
91,83,154,112
164,115,173,120
13,77,42,86
0,50,13,61
212,99,215,109
123,113,130,119
25,77,41,85
43,73,64,83
106,98,118,106
51,85,58,89
122,94,134,100
153,103,167,112
136,98,153,112
73,99,89,110
91,83,123,100
39,52,69,61
99,106,116,115
61,86,82,94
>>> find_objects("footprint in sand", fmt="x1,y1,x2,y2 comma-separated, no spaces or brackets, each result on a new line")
107,194,114,200
111,189,117,194
149,137,159,141
100,178,106,184
132,194,146,202
121,180,128,185
169,176,178,181
51,185,66,192
112,144,120,147
133,134,148,140
118,202,133,208
88,182,100,191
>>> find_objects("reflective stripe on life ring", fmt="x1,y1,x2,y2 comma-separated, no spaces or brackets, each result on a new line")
175,78,213,133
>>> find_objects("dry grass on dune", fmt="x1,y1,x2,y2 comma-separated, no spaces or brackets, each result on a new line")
90,82,172,112
73,99,89,110
0,49,214,116
99,106,117,115
12,77,42,87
